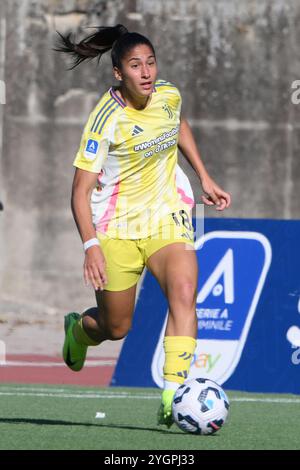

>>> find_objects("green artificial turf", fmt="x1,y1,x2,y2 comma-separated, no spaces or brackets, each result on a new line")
0,384,300,450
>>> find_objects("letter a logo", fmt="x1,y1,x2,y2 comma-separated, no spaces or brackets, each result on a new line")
197,249,234,304
84,139,99,160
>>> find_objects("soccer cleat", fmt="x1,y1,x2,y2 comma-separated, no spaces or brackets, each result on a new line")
157,389,176,428
63,312,87,372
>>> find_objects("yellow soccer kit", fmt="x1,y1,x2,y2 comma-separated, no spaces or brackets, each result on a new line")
73,79,194,240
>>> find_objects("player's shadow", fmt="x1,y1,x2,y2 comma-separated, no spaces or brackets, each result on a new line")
0,417,186,435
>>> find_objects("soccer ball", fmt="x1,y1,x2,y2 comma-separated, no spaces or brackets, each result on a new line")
172,378,230,435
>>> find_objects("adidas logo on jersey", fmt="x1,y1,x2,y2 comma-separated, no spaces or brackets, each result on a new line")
132,125,144,136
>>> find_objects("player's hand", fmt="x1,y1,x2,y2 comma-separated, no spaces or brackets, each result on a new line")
83,245,108,291
200,175,231,211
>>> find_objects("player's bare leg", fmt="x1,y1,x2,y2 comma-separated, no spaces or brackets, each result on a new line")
147,242,198,426
146,241,198,339
63,285,137,371
86,285,137,342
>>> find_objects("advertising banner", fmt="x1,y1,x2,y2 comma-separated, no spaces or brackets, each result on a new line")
112,219,300,394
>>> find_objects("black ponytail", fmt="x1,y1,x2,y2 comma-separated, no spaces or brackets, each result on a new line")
55,24,155,70
54,24,128,69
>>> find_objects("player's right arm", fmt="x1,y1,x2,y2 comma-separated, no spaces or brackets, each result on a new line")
71,168,107,291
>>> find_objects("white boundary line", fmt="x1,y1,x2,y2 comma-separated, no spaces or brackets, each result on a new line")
230,397,300,403
0,391,160,400
1,360,116,367
0,387,299,403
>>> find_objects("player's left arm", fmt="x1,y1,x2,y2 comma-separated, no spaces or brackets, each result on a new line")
178,115,231,211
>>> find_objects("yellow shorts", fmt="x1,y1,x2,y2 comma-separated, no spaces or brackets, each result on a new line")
97,211,195,291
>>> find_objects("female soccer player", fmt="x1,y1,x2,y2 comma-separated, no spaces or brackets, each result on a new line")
56,24,231,427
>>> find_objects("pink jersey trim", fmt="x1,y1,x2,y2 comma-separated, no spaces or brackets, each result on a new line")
177,187,195,208
96,179,120,233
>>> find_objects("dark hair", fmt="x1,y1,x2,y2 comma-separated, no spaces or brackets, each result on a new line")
54,24,155,70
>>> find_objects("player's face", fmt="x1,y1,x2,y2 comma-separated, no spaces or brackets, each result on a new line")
114,44,157,98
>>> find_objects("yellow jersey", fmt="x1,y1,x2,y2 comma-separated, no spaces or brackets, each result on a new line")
73,79,194,239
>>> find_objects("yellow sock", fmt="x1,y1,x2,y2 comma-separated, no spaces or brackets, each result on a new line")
163,336,196,386
72,317,100,346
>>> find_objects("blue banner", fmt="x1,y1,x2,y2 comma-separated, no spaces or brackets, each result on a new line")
111,218,300,394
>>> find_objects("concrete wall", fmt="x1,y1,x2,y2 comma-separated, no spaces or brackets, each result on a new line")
0,0,299,317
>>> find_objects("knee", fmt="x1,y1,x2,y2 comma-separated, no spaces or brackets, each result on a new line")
82,310,132,342
105,320,132,341
168,280,197,310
